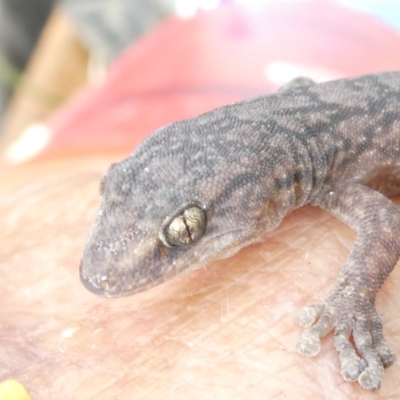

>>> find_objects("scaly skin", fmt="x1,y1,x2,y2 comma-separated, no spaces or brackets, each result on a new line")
80,71,400,390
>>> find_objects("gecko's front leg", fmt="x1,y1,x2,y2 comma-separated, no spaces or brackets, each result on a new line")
296,182,400,390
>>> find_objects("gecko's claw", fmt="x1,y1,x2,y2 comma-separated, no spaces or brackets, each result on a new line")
296,294,394,390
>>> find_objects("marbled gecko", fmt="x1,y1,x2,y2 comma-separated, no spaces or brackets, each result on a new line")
80,71,400,390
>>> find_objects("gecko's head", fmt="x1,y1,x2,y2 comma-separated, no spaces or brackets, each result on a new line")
80,108,281,297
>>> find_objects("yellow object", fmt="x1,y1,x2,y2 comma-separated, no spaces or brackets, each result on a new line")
0,380,32,400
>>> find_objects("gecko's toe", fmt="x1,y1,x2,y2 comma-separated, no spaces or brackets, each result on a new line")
378,346,396,368
334,321,367,381
296,331,321,356
367,316,396,368
339,349,367,382
297,304,324,328
296,303,335,356
358,366,383,391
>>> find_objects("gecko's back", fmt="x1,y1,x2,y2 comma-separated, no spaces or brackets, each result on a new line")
229,71,400,195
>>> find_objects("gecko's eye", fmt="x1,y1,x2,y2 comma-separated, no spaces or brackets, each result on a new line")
159,205,206,247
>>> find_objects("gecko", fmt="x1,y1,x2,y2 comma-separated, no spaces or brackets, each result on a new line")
80,71,400,391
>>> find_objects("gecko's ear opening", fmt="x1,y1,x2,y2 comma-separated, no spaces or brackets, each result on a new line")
159,205,206,248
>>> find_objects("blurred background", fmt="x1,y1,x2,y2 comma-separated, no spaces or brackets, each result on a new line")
1,0,400,163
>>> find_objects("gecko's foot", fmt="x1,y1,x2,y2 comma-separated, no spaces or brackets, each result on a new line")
295,295,396,390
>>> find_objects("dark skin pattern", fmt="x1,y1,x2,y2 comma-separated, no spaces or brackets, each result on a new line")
80,71,400,391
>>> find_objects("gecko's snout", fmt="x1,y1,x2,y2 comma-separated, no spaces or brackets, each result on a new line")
79,261,121,297
79,262,105,296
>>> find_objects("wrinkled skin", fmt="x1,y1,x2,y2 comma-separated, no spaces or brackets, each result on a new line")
1,158,399,398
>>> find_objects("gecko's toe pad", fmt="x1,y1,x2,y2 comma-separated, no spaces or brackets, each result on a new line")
339,349,367,381
296,331,321,356
358,367,382,391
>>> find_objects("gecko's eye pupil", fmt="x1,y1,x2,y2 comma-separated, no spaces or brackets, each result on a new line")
160,205,206,247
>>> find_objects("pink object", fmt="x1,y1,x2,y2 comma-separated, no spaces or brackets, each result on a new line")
44,1,400,159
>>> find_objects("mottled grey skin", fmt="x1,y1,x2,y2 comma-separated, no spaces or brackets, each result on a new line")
80,71,400,390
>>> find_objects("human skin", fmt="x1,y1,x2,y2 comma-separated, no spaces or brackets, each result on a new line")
0,156,399,399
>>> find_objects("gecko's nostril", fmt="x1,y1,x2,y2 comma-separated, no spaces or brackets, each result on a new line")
99,274,119,293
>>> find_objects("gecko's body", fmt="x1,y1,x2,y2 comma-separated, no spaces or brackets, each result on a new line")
80,71,400,390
